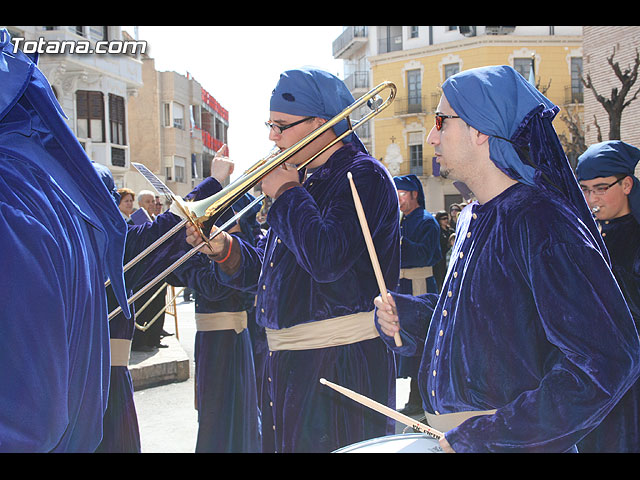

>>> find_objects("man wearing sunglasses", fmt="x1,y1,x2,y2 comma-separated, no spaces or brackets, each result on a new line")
575,140,640,453
185,67,400,453
374,65,640,453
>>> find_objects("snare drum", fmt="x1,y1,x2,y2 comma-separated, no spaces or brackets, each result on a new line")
333,433,443,453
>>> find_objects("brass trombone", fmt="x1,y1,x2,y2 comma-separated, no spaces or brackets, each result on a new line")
108,81,397,320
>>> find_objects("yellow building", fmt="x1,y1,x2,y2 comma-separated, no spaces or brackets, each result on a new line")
334,26,583,212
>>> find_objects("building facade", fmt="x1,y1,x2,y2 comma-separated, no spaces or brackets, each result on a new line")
3,25,144,188
582,26,640,149
334,26,583,212
126,54,229,199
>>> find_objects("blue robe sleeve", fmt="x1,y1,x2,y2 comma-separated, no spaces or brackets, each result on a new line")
213,232,266,295
374,292,439,357
122,177,224,292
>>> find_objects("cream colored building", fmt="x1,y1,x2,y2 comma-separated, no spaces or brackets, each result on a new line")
334,26,583,212
126,52,228,199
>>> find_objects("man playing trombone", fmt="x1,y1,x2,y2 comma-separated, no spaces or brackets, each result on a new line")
186,67,401,453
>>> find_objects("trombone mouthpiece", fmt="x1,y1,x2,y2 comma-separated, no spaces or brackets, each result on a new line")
591,206,600,213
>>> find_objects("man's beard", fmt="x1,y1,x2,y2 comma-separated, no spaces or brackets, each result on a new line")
439,168,451,179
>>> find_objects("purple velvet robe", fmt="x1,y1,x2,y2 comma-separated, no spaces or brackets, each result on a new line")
97,177,224,453
577,213,640,452
215,143,400,452
396,207,442,379
167,239,261,453
376,182,640,452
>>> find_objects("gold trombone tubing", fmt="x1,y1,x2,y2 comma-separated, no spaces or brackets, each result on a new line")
107,81,396,320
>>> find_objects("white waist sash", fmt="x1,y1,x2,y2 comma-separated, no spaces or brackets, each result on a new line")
425,409,497,432
265,310,379,351
399,266,433,295
110,338,132,367
195,311,247,334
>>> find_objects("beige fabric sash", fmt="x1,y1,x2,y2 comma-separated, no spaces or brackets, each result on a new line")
265,310,379,351
425,409,497,432
399,266,433,295
195,311,247,334
110,338,132,367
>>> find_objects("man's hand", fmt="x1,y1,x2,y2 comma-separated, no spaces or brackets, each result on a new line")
211,144,235,183
185,223,228,257
261,163,300,198
439,436,455,453
373,292,400,337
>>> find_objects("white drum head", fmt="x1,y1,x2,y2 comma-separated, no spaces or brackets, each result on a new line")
333,433,443,453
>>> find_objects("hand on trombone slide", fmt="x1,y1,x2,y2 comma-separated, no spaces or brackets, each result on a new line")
185,223,228,257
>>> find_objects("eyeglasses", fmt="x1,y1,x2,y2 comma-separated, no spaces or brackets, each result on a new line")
265,116,314,135
580,177,624,196
435,113,461,131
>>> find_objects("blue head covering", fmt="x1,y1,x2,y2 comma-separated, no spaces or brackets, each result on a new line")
270,67,367,153
576,140,640,223
442,65,556,186
393,174,425,208
441,65,607,260
92,162,121,204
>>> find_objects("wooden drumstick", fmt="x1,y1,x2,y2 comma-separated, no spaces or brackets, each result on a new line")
319,378,443,440
347,172,402,347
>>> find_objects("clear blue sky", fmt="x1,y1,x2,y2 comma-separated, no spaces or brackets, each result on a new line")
127,26,344,178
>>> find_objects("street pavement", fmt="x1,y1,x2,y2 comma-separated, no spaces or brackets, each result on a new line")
132,297,413,453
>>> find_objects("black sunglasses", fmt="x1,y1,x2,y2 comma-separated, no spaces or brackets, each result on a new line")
436,113,460,131
434,113,461,131
265,116,314,135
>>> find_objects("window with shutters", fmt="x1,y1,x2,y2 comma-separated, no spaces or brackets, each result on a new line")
76,90,105,142
109,94,126,145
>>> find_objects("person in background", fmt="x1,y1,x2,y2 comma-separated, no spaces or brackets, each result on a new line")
118,187,135,224
575,140,640,453
393,174,442,416
433,211,454,291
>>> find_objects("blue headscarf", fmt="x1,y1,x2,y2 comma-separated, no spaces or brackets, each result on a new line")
393,174,425,208
442,65,556,186
270,67,367,153
576,140,640,223
92,162,121,204
441,65,607,260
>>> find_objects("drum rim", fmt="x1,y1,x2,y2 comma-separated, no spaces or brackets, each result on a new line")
333,432,439,452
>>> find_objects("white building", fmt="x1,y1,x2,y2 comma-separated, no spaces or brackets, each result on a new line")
3,25,144,187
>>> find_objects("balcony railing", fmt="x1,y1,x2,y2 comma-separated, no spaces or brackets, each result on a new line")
564,85,584,104
343,71,370,92
395,96,430,116
332,26,368,58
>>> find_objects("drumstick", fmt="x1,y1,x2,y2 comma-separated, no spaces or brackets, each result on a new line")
319,378,443,440
347,172,402,347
